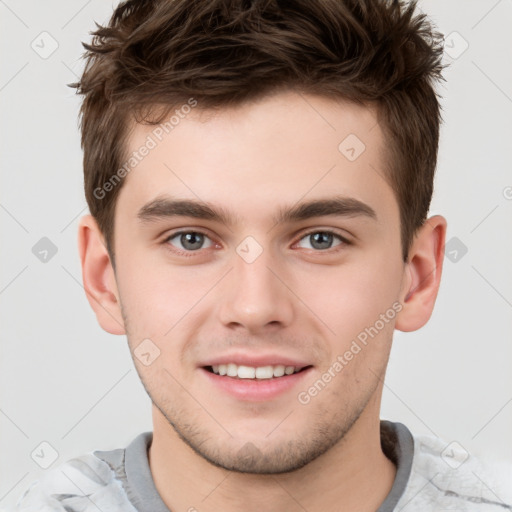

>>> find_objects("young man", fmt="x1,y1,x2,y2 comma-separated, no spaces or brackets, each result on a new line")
11,0,511,511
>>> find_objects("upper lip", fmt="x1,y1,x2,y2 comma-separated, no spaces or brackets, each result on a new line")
200,352,312,370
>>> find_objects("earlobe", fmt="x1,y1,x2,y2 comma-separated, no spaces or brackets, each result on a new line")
77,215,126,335
395,215,447,333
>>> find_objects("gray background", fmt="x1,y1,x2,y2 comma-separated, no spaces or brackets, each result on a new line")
1,0,511,508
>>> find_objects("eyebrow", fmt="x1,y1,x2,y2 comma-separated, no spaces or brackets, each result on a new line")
137,195,377,226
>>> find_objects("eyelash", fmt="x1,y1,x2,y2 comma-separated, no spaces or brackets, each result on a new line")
162,229,351,257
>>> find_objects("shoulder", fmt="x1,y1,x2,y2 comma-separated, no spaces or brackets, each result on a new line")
398,432,512,510
7,450,137,512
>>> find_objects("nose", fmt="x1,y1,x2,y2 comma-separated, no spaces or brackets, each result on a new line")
218,241,295,333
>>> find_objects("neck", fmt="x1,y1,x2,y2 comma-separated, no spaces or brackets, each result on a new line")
148,403,396,512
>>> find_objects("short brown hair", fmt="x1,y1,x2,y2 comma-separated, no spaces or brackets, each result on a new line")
72,0,446,262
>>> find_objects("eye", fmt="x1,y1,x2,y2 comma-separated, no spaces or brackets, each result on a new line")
164,231,215,253
296,230,348,251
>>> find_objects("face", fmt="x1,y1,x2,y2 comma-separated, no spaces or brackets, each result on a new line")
111,91,408,473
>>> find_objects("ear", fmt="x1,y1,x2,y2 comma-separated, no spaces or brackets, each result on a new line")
395,215,447,332
77,215,126,335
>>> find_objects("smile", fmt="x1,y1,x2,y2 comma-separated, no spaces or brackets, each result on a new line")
206,364,309,379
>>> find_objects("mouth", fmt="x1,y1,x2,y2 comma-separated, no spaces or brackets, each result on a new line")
203,363,312,380
200,362,314,401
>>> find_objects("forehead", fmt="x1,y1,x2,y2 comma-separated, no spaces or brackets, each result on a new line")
116,91,397,225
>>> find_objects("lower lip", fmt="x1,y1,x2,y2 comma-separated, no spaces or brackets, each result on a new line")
200,367,313,402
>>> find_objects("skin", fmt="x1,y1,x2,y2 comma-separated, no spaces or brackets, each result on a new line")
78,90,446,512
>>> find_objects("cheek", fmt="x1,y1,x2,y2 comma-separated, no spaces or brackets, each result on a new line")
116,252,206,334
294,254,402,337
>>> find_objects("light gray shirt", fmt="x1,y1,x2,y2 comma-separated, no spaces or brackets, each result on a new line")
8,420,512,511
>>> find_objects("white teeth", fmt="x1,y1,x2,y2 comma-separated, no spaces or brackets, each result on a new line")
209,363,303,379
227,363,238,377
273,365,285,377
237,365,256,379
255,366,273,379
